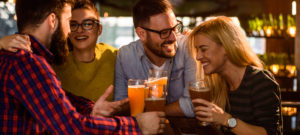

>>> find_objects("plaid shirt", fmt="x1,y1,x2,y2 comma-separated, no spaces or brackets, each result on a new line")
0,35,141,134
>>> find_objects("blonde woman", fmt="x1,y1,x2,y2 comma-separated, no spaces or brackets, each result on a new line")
187,16,282,135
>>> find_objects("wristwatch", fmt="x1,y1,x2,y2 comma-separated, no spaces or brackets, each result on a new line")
228,117,237,128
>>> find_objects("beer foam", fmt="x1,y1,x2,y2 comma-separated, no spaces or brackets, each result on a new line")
145,97,165,101
147,77,168,84
128,85,145,88
190,87,210,92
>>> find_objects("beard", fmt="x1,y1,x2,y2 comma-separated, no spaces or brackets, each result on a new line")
49,23,69,65
144,33,176,58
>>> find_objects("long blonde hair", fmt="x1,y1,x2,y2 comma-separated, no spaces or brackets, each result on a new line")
187,16,263,109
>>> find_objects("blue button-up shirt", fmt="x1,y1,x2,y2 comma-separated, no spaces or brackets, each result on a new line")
114,35,196,117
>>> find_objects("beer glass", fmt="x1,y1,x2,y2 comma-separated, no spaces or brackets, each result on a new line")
144,83,167,112
147,69,168,93
128,79,146,116
189,80,211,126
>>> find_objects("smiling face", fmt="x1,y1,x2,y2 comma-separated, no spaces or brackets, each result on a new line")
194,34,228,75
68,8,101,51
143,10,177,58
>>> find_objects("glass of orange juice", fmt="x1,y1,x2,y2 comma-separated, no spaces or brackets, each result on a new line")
128,79,146,116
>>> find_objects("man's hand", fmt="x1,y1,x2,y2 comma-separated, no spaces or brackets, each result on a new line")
136,112,166,135
0,34,31,52
91,85,129,117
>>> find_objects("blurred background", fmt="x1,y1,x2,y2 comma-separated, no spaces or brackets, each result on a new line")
0,0,299,134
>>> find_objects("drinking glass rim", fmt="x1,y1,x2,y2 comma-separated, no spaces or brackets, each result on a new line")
188,80,210,91
128,79,147,85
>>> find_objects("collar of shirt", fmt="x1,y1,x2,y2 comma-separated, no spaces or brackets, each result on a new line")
29,35,54,63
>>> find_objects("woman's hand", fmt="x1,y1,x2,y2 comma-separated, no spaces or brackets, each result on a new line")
193,99,268,135
192,98,230,126
0,34,31,52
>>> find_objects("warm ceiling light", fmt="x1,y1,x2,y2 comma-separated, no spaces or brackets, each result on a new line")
270,64,279,75
265,27,272,37
292,1,296,15
287,26,296,37
104,12,109,18
8,0,14,3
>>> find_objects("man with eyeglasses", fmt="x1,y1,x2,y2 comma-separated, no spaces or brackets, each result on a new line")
114,0,197,117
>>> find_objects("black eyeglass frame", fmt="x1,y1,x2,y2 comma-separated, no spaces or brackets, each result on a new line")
140,20,183,39
70,19,100,32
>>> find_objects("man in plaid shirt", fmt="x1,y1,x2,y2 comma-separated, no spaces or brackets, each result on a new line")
0,0,166,134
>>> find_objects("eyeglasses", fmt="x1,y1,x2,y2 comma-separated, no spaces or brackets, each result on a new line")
70,19,100,32
141,20,183,39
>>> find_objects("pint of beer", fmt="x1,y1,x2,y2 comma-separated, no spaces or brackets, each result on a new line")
128,79,146,116
145,69,168,112
144,83,167,112
148,69,168,86
188,80,211,126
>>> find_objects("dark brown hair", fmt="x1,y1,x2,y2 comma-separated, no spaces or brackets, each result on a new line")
132,0,172,28
16,0,75,32
72,0,99,19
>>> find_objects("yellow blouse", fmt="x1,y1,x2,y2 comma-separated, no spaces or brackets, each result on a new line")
53,43,117,101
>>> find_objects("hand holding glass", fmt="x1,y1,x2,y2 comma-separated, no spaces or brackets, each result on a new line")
189,80,211,126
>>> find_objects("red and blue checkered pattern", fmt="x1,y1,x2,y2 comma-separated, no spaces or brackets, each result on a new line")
0,35,141,134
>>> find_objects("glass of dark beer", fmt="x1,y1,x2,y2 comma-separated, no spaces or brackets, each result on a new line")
189,80,211,126
144,83,167,112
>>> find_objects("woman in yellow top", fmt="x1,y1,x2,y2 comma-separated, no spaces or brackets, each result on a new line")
52,0,117,101
0,0,117,102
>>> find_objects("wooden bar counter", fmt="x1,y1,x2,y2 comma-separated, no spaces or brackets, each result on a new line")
163,116,224,135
